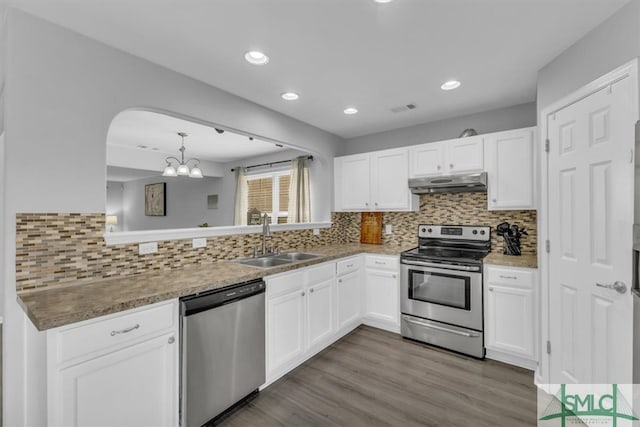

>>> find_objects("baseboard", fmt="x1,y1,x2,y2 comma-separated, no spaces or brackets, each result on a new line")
486,348,537,370
362,317,400,334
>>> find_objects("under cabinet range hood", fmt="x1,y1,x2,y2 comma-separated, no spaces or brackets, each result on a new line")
408,172,487,194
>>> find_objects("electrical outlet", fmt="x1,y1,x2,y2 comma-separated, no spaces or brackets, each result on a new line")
385,225,392,235
192,238,207,249
139,242,158,255
313,228,320,236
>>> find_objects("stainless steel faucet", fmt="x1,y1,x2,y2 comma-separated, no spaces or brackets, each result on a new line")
261,213,272,255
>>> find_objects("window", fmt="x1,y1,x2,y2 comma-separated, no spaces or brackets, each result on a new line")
247,170,291,224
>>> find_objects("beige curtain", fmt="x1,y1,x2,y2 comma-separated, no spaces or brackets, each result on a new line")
233,167,248,225
288,156,310,223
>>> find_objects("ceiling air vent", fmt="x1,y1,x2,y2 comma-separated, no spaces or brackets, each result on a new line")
390,103,417,113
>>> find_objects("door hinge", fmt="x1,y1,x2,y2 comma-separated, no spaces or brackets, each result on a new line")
545,139,550,153
547,340,551,355
546,240,550,253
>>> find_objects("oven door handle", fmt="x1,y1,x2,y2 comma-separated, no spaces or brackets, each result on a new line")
401,259,481,272
403,317,480,338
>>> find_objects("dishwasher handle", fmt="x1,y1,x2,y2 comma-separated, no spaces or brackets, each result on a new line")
180,278,265,316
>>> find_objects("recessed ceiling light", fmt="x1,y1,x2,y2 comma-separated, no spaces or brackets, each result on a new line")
281,92,299,101
441,80,461,91
343,107,358,115
373,0,394,3
244,50,269,65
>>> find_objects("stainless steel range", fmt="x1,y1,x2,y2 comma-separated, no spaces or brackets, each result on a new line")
400,224,490,358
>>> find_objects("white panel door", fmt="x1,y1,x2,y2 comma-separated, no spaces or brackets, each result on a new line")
548,74,635,383
487,128,536,210
409,142,444,177
447,136,484,173
335,155,371,211
371,148,411,210
364,269,399,325
267,287,305,375
336,270,361,330
306,278,334,349
57,333,177,427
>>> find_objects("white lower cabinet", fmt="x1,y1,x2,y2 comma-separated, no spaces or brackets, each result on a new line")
336,270,361,331
47,299,179,427
363,255,400,333
306,277,334,350
484,264,538,370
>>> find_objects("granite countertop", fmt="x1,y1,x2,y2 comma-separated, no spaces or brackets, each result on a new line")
18,243,413,331
484,252,538,269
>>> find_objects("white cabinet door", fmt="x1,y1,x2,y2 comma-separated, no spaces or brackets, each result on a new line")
306,278,334,349
447,136,484,173
371,148,414,210
334,154,371,211
267,287,305,375
486,128,535,210
336,270,361,330
409,142,444,177
486,285,534,359
56,332,178,427
364,269,399,327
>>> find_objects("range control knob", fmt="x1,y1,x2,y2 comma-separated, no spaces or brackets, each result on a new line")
427,228,433,233
480,230,486,235
472,230,478,235
421,227,426,233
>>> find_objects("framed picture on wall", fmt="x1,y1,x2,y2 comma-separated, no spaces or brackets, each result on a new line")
145,182,166,216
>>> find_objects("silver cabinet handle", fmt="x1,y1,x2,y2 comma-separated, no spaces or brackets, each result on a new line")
489,287,494,291
374,261,386,265
310,288,314,293
492,198,497,203
346,264,353,268
301,291,306,297
437,165,441,170
450,163,454,169
499,275,517,280
365,202,369,206
374,202,378,206
404,317,480,337
338,279,343,283
392,274,397,279
596,281,627,294
110,324,139,336
168,336,175,344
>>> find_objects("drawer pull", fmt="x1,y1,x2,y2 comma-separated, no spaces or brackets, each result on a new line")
375,261,386,265
310,288,315,293
338,279,343,283
392,274,397,279
168,336,175,344
346,264,353,268
489,287,494,291
499,275,518,280
110,324,140,336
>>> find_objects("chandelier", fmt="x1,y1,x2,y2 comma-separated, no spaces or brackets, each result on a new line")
162,132,203,178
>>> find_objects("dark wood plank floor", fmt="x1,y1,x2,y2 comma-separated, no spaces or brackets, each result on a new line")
220,326,537,427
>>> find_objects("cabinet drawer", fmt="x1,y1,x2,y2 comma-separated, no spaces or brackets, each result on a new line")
51,300,177,365
304,262,335,285
486,266,534,288
365,255,399,271
266,270,304,297
336,256,362,276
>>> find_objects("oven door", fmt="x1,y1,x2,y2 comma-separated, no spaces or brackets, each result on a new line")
400,260,483,331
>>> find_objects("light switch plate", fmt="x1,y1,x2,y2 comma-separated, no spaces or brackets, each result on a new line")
385,225,392,235
192,238,207,249
313,228,320,236
139,242,158,255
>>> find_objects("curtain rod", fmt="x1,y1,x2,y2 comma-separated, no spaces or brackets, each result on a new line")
230,155,313,172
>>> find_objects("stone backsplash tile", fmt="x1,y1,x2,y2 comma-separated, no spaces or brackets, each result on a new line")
15,194,536,292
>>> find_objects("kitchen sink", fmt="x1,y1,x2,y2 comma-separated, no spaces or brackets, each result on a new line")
274,252,320,262
234,257,293,268
233,252,320,268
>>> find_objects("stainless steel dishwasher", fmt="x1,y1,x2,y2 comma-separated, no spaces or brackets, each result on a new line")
180,278,265,427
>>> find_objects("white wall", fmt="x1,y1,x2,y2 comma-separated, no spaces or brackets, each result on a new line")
121,176,225,230
106,181,124,232
343,102,536,155
537,0,640,111
2,9,344,425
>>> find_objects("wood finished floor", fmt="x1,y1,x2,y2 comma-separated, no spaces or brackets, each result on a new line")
220,325,537,427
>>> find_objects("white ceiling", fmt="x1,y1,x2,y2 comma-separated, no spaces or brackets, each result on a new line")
108,110,288,163
9,0,630,138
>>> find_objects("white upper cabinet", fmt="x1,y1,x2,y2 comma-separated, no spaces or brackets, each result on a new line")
409,136,484,178
485,127,536,210
334,154,371,210
334,149,417,212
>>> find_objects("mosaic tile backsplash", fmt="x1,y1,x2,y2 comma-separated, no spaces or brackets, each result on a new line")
16,192,536,292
